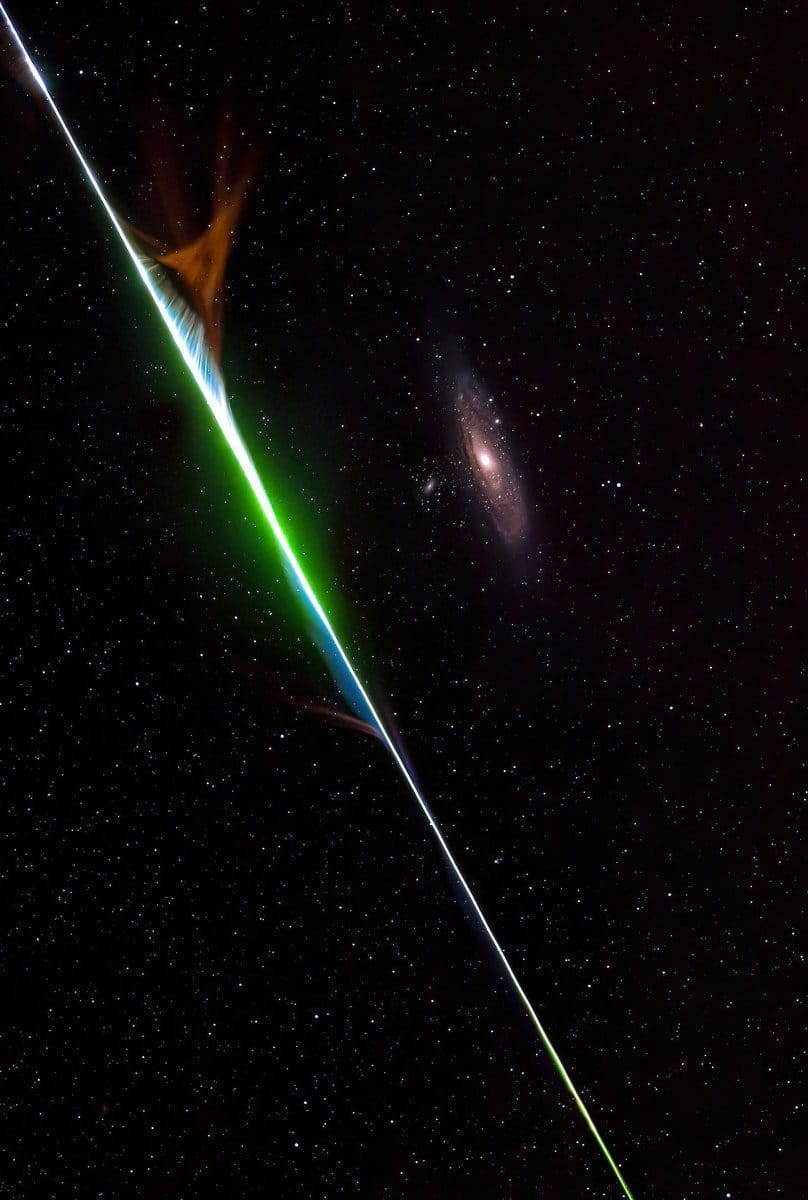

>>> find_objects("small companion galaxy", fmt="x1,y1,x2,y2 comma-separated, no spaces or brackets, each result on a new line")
2,5,802,1199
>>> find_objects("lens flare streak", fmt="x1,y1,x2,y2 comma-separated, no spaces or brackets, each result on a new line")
0,9,635,1197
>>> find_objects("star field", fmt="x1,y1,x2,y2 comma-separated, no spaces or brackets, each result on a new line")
2,3,804,1197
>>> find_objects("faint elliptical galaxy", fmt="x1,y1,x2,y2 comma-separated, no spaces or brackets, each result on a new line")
453,370,529,546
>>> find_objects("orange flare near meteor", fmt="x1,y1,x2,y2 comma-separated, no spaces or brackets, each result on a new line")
130,121,258,361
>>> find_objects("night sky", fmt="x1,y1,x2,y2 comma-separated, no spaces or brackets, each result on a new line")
3,3,804,1197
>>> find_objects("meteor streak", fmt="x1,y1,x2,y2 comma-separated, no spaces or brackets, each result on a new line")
1,9,636,1197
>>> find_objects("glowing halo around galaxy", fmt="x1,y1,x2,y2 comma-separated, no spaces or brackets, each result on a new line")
453,371,529,545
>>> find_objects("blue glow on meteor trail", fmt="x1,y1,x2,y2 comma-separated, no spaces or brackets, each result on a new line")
1,8,636,1197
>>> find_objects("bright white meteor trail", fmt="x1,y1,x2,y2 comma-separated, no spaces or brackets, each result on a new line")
2,8,637,1197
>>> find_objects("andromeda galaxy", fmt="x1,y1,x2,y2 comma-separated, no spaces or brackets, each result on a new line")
454,372,528,544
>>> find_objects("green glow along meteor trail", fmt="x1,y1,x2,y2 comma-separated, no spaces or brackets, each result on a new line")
2,8,636,1196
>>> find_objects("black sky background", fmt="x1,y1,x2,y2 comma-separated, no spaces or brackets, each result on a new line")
2,3,804,1197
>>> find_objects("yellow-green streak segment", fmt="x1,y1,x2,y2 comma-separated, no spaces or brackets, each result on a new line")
1,8,636,1196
